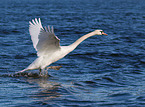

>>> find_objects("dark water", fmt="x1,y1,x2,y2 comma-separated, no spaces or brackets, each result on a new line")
0,0,145,106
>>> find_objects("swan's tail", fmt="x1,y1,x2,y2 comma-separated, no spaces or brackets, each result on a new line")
16,68,28,74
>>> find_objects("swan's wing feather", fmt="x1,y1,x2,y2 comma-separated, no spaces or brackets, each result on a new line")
29,18,60,56
29,18,43,51
36,26,60,56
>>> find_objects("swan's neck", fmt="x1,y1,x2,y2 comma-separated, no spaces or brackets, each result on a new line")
69,31,96,51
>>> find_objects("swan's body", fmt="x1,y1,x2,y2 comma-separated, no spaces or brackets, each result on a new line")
19,18,107,73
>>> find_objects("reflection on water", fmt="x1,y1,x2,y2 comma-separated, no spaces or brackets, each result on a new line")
4,72,62,104
27,76,62,103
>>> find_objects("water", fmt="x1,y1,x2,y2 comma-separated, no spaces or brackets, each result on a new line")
0,0,145,106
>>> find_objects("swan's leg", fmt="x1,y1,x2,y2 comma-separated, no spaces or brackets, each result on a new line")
39,66,62,76
39,68,42,75
44,68,48,76
39,69,45,76
46,66,62,70
39,68,48,76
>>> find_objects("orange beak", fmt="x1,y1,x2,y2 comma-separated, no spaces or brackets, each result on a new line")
102,32,108,35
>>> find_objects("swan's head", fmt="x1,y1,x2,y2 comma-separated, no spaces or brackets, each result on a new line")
94,30,108,35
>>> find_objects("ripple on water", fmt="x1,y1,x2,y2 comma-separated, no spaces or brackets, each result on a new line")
0,0,145,106
0,72,51,78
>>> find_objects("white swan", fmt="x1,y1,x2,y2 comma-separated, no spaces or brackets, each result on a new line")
18,18,107,74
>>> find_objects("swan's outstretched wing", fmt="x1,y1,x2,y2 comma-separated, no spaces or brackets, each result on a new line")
29,18,60,56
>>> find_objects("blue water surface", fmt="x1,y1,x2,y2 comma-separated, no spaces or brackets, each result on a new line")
0,0,145,106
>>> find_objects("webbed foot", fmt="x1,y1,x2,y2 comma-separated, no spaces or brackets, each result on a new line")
46,66,62,70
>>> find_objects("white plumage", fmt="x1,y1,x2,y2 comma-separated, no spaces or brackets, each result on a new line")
18,18,107,74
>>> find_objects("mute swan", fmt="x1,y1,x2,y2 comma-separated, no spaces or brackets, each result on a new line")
18,18,107,74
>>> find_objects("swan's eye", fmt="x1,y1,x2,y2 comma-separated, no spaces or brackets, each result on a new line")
100,31,104,34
